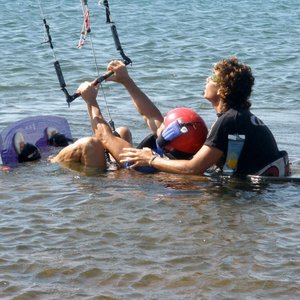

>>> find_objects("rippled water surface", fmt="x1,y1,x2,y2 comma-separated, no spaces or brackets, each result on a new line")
1,0,300,299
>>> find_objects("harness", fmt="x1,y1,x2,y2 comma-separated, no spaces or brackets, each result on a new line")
222,134,290,177
256,151,290,177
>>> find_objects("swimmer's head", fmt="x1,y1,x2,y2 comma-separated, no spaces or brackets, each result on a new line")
157,107,208,158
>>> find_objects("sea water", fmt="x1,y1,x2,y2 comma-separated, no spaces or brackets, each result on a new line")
0,0,300,299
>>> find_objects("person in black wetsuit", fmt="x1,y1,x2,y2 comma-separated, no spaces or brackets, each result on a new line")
119,57,289,176
204,107,288,176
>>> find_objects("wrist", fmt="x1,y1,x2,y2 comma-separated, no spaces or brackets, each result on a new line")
149,153,158,167
85,96,99,107
122,77,135,88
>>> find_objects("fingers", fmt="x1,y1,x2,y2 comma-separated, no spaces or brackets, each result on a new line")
76,81,93,93
119,147,139,162
119,147,153,166
107,60,125,72
106,60,128,83
120,147,151,157
77,81,99,102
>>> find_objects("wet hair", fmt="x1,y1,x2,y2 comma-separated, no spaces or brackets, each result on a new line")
214,57,254,112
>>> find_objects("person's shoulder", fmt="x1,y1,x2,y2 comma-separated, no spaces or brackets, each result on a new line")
226,108,254,122
217,109,238,124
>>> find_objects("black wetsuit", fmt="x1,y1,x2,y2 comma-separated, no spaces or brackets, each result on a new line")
205,108,282,175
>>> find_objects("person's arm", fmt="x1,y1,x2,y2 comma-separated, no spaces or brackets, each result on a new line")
107,61,164,135
119,145,224,175
77,81,101,134
77,81,132,165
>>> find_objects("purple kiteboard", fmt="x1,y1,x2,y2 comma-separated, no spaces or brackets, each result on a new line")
0,115,72,166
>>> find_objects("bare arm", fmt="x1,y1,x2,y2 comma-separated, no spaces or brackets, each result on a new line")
77,81,132,165
107,61,164,135
120,145,224,175
76,81,100,133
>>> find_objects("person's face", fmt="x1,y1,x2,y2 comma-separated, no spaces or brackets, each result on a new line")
157,121,165,137
203,71,220,103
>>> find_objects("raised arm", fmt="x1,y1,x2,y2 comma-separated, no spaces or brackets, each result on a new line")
77,81,132,165
106,61,164,135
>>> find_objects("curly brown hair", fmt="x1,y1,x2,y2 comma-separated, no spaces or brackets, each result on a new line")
214,57,254,112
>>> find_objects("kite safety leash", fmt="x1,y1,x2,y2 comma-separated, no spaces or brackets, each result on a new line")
77,0,132,89
77,0,116,130
78,0,91,49
67,0,133,136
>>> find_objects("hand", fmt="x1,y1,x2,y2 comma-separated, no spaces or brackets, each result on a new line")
120,147,155,168
106,60,131,84
77,81,99,105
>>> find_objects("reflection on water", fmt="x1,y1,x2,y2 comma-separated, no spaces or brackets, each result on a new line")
1,161,300,299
